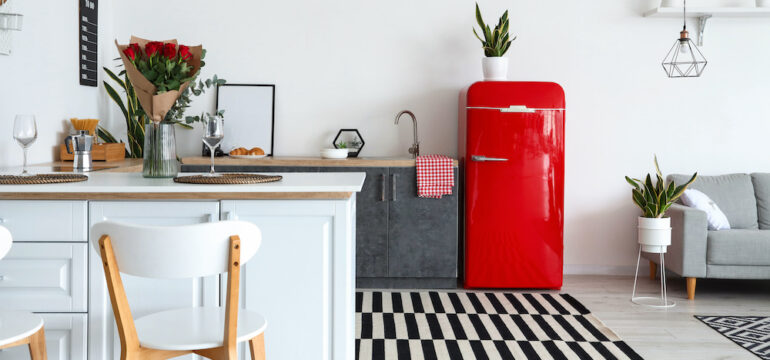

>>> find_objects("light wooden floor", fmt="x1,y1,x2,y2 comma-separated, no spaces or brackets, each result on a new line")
562,274,770,360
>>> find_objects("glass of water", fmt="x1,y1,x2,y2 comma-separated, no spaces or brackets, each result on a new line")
202,113,224,177
13,115,37,176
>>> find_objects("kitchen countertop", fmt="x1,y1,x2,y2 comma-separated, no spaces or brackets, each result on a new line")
181,156,459,167
0,171,365,200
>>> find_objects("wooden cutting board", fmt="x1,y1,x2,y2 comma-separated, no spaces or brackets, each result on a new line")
60,143,126,162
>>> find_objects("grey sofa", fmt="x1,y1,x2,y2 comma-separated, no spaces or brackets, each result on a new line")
643,173,770,299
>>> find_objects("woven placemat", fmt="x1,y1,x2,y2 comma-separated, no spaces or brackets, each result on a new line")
173,173,282,185
0,174,89,184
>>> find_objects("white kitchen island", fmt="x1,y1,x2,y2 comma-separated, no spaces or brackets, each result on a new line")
0,171,364,360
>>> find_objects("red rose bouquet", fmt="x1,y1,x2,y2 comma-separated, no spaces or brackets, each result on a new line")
116,36,203,123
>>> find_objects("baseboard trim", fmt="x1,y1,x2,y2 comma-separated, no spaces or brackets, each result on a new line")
357,277,459,289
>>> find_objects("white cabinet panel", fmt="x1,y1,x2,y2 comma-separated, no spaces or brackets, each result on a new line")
0,201,87,242
0,243,87,312
0,314,87,360
221,199,355,360
88,201,220,360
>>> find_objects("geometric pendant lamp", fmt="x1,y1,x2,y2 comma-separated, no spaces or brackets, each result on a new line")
662,0,707,78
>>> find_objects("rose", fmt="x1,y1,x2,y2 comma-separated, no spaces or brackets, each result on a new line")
178,45,191,61
145,41,163,57
129,43,141,56
122,47,136,61
162,43,177,59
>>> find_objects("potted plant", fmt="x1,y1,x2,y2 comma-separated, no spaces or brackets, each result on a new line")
625,157,697,253
473,3,516,81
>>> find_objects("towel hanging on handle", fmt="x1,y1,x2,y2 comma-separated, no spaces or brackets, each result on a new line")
416,155,454,199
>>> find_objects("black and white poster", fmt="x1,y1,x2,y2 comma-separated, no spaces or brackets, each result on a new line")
79,0,97,87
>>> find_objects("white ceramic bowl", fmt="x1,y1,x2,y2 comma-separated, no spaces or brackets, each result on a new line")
320,148,348,159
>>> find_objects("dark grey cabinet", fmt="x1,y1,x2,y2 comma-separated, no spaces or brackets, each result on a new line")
387,167,458,278
319,167,389,278
181,163,459,288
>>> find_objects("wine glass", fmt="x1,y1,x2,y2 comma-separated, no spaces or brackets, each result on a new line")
202,114,224,177
13,115,37,176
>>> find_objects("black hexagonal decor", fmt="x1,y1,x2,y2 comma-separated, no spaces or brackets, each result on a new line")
333,129,365,158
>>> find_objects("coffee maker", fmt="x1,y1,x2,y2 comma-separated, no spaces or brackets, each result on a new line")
64,130,93,171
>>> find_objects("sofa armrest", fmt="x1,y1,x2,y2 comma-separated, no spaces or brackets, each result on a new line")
643,203,708,277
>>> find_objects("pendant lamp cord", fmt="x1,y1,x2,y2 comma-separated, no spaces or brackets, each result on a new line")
683,0,687,30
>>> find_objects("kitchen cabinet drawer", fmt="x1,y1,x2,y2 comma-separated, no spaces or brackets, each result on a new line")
0,313,87,360
0,243,87,312
0,201,87,242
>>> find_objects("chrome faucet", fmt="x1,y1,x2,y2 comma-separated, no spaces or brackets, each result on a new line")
394,110,419,158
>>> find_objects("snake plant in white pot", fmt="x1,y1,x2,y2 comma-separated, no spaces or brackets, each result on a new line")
473,3,516,81
625,157,697,253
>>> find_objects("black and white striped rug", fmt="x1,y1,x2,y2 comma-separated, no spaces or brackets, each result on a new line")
356,291,642,360
696,315,770,360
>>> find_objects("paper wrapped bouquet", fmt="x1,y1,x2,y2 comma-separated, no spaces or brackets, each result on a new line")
115,36,203,123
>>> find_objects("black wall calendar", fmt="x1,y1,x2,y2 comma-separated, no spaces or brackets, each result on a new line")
79,0,98,87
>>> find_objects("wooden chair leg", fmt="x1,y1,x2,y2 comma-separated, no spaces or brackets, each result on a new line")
649,261,657,280
27,326,47,360
686,277,696,300
249,333,266,360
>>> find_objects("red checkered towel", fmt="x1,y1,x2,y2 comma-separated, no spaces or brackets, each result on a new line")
416,155,454,199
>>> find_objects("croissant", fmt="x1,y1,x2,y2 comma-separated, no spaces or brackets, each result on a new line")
229,147,248,155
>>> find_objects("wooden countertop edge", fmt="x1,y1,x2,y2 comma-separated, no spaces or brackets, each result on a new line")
0,192,353,200
181,156,459,167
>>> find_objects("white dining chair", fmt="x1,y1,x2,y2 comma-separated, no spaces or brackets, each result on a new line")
91,220,266,360
0,225,48,359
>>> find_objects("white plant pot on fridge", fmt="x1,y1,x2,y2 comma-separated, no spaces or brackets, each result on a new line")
638,217,671,253
482,57,508,81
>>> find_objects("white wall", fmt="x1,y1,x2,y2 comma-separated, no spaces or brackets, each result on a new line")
0,0,112,167
5,0,770,272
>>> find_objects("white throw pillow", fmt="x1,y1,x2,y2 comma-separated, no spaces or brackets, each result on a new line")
680,189,731,231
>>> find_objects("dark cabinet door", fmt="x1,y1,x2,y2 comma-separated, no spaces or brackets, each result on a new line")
319,167,389,278
387,167,458,278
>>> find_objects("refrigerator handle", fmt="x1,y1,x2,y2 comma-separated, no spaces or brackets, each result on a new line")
500,105,536,113
471,155,508,162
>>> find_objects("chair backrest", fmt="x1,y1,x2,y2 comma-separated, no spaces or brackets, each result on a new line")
0,225,11,260
91,220,261,279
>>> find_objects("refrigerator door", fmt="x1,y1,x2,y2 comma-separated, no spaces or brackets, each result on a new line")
464,106,564,289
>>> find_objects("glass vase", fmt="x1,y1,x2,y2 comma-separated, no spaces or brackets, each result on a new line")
142,122,178,178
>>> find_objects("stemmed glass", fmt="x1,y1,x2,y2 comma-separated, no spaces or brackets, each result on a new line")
202,114,224,177
13,115,37,176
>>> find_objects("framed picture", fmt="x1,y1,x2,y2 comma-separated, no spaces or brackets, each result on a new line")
216,84,275,156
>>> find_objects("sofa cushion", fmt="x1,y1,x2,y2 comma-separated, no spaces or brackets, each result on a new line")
669,173,758,229
707,230,770,266
680,189,730,230
751,173,770,229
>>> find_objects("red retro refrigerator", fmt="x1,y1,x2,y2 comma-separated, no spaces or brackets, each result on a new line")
459,81,565,289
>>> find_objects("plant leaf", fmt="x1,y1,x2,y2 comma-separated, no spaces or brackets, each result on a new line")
475,3,486,33
103,81,128,121
103,67,126,91
625,176,640,189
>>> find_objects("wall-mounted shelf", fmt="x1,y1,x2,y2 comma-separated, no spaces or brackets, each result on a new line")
0,12,23,31
645,6,770,17
0,0,22,55
644,3,770,45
